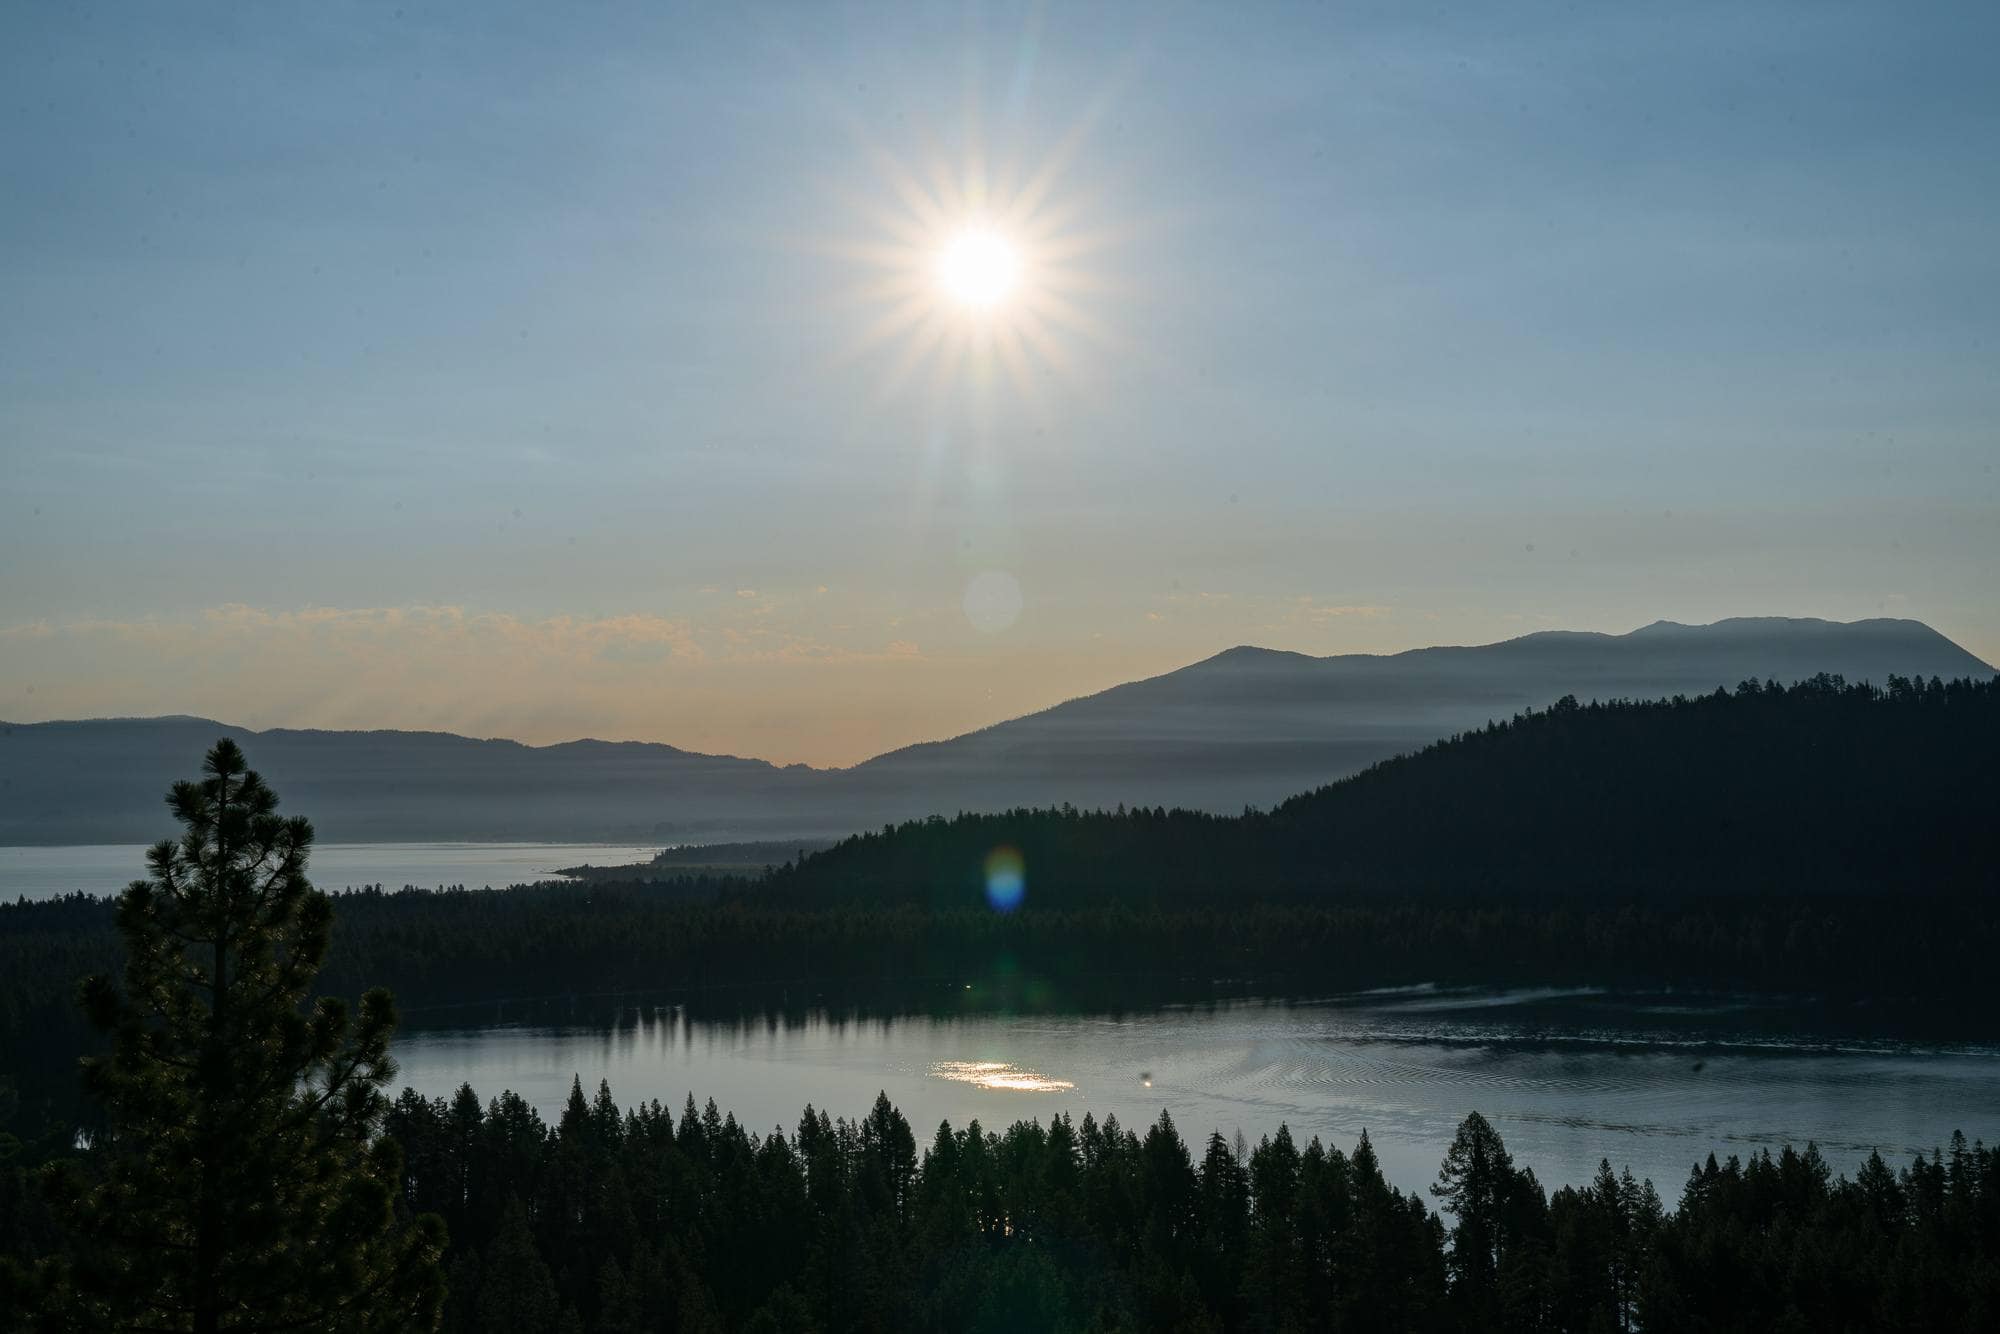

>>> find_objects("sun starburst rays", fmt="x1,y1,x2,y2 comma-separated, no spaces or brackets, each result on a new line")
814,117,1122,413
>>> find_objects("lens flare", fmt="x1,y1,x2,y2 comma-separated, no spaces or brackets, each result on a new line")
984,845,1025,912
962,570,1024,634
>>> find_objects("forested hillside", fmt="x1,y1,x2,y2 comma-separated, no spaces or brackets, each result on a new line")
769,674,1999,906
13,1076,1992,1333
370,1090,2000,1333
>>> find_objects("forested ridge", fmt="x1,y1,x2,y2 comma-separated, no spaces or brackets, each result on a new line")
769,674,2000,904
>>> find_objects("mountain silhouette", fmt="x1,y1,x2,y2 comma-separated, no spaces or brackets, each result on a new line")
832,616,1993,818
769,670,2000,905
0,720,825,846
1,616,1989,844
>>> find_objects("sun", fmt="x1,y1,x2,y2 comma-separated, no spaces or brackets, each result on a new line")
936,228,1021,310
814,94,1125,406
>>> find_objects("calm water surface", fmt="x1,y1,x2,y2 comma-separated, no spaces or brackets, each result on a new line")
14,846,1992,1196
392,987,2000,1197
0,842,660,900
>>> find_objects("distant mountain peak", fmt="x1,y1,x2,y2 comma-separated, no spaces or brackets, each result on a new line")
1630,615,1924,636
1192,616,1987,672
1618,616,1988,668
1201,644,1315,666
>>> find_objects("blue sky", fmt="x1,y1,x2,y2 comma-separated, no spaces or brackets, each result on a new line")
3,0,1995,764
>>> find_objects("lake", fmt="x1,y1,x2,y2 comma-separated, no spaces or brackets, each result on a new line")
0,842,661,900
12,845,1993,1199
390,986,1999,1199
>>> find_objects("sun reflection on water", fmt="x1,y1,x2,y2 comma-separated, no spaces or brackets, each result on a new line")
931,1060,1075,1093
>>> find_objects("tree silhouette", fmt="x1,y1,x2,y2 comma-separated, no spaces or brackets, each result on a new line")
39,739,444,1332
1433,1111,1526,1319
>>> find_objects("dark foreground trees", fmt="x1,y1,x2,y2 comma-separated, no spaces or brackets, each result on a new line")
11,1055,1996,1331
8,740,443,1332
375,1078,1997,1334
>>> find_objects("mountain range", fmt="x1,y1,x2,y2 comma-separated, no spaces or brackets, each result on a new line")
1,616,1990,845
770,670,2000,906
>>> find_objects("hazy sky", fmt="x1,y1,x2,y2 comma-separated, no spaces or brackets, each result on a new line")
4,1,1996,766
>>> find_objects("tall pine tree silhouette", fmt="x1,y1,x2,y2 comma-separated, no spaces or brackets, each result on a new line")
44,739,444,1332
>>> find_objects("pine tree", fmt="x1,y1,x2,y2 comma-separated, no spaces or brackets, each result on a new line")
1433,1111,1519,1311
473,1200,559,1334
41,739,444,1332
